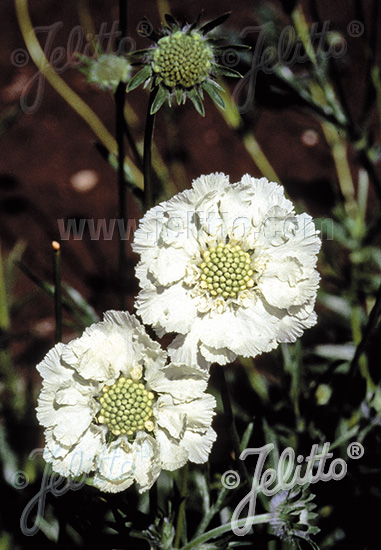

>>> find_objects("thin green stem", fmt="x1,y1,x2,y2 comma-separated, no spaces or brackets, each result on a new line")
174,463,189,548
194,485,229,537
143,89,158,211
52,242,62,343
291,5,347,128
179,513,272,550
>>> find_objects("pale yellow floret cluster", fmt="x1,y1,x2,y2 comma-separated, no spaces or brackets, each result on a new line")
97,376,155,437
89,55,131,90
199,242,255,299
152,31,213,87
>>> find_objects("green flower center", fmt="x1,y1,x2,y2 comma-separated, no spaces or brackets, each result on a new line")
152,31,213,88
97,376,155,437
199,242,255,299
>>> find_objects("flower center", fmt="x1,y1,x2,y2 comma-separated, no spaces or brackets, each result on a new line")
97,376,155,437
199,242,255,299
152,31,213,88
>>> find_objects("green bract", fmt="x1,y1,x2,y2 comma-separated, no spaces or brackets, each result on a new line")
128,13,244,116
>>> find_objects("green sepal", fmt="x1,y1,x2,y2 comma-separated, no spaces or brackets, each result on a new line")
199,12,231,35
150,85,168,114
127,65,152,92
202,79,226,109
214,64,242,78
175,88,183,105
216,44,251,51
164,13,179,31
188,88,205,116
128,48,151,59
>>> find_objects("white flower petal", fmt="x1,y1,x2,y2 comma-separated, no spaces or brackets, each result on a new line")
181,427,217,463
191,172,230,201
146,364,208,400
93,438,135,493
135,283,197,335
155,429,189,471
36,343,74,390
168,331,212,369
43,426,105,477
154,394,186,438
132,432,161,492
149,246,191,286
259,269,320,310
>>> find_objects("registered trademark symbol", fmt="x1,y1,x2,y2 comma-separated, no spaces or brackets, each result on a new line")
347,20,364,37
347,441,364,459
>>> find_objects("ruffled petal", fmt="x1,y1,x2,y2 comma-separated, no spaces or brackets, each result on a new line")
93,437,135,492
155,429,189,471
146,364,208,400
154,394,186,438
132,432,161,492
181,427,217,463
135,283,197,335
36,343,74,390
43,425,105,477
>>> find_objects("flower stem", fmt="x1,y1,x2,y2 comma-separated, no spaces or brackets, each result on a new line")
143,88,158,211
215,365,250,485
115,81,128,308
115,0,128,308
174,463,189,548
52,241,62,343
194,485,229,537
179,513,272,550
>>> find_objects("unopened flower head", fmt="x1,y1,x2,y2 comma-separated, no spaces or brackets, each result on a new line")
269,486,320,545
128,13,243,115
36,311,216,493
132,173,321,368
79,54,132,92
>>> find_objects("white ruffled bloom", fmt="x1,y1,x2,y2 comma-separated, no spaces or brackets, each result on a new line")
36,311,216,493
133,173,321,367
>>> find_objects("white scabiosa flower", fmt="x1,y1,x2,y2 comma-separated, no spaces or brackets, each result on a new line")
36,311,216,493
132,173,321,367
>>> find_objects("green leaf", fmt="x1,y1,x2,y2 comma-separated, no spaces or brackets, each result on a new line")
150,86,168,114
188,88,205,116
202,80,226,109
127,65,152,92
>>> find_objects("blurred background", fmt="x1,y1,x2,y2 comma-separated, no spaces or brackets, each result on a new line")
1,0,381,548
